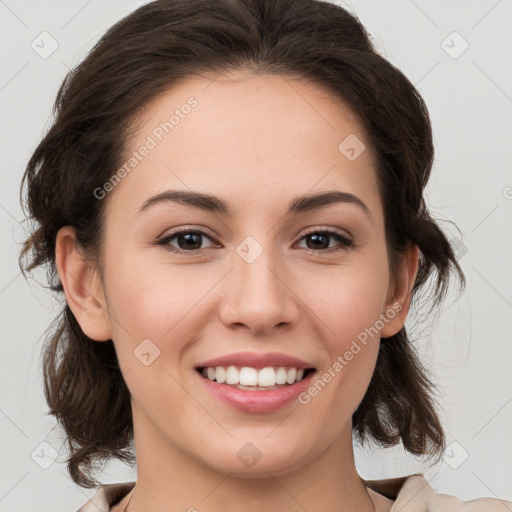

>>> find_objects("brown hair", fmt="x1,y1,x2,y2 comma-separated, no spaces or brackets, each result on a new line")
19,0,465,488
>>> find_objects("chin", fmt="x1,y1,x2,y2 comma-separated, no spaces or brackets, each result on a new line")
201,443,311,479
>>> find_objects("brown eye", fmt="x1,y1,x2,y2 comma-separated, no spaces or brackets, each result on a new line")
296,230,353,253
157,229,216,253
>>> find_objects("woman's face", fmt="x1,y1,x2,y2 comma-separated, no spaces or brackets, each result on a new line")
84,70,412,476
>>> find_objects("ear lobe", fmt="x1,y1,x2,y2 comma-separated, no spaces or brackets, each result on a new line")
380,244,420,338
55,226,112,341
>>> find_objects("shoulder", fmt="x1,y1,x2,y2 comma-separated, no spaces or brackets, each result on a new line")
76,481,135,512
364,473,512,512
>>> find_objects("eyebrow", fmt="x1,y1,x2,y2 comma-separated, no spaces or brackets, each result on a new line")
138,189,372,220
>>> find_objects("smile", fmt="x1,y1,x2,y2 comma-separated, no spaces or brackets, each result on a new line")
195,365,317,413
197,365,315,390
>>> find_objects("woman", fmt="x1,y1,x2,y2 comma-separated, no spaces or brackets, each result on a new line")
19,0,511,510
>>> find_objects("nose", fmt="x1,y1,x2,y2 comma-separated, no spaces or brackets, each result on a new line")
218,248,300,336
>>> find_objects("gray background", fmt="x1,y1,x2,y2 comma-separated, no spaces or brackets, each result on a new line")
1,0,511,510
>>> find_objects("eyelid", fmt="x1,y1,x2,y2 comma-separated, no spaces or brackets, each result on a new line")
156,225,355,254
156,227,218,252
300,225,352,240
295,226,354,253
157,224,216,240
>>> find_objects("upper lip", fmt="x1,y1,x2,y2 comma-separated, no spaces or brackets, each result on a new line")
196,351,315,370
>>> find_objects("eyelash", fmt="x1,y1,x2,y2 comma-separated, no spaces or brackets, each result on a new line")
156,227,354,256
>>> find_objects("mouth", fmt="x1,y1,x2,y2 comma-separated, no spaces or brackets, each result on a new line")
195,365,317,391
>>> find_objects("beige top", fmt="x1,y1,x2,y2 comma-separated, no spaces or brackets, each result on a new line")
76,473,512,511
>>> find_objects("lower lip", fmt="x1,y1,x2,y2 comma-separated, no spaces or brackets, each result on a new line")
196,370,316,413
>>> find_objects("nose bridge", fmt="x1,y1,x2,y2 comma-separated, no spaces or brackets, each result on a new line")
219,236,298,334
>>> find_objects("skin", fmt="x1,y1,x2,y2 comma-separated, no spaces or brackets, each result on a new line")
56,70,419,512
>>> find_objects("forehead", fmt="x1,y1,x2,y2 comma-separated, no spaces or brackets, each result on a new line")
106,70,382,221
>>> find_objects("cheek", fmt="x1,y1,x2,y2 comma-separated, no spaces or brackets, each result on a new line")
297,255,388,402
305,256,389,342
103,249,220,350
103,259,208,406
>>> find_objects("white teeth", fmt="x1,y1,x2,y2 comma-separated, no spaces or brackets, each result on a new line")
215,366,226,384
286,367,297,384
239,367,258,386
225,365,239,385
199,365,310,387
275,367,287,384
257,367,275,386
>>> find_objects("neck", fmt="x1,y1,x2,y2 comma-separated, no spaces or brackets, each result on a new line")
122,409,375,512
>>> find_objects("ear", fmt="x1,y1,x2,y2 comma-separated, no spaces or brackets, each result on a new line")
380,243,420,338
55,226,112,341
